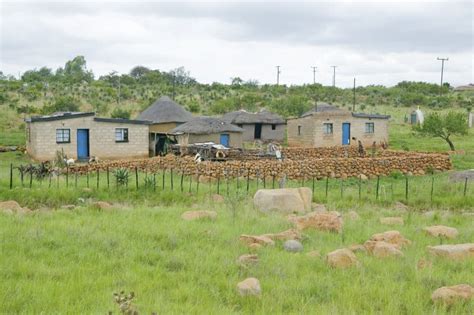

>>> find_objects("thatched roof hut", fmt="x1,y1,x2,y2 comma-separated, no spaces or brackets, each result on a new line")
137,96,193,124
222,109,285,125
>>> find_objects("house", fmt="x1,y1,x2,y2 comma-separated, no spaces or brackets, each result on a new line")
221,109,286,142
287,103,390,147
410,107,424,125
170,117,243,148
25,112,150,161
137,96,194,155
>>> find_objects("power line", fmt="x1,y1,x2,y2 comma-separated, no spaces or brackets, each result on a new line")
353,77,356,112
436,57,448,96
311,66,317,84
331,66,337,87
276,66,281,85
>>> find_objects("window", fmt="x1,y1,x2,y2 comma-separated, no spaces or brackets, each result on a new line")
271,124,276,130
237,124,243,128
365,122,375,134
323,123,333,135
56,129,70,143
298,125,302,135
115,128,129,142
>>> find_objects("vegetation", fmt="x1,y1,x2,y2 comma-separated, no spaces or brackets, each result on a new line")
414,112,468,151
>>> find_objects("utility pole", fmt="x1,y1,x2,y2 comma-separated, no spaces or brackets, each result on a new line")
437,57,448,96
276,66,281,85
353,77,356,111
118,75,121,106
331,66,337,87
311,66,317,84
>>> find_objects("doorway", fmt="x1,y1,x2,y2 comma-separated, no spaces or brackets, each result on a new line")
254,123,262,139
77,129,90,160
342,123,351,145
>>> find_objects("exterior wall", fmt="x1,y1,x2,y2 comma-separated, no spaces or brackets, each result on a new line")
288,111,389,147
149,122,179,133
27,116,149,161
175,132,243,148
238,124,286,142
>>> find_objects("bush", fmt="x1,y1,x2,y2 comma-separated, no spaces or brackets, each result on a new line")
110,108,131,119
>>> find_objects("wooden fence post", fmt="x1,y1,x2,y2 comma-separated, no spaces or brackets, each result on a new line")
87,171,89,188
405,176,409,201
376,175,380,200
135,167,139,190
162,169,165,190
217,175,220,194
29,169,33,189
325,177,329,198
358,176,362,200
180,171,184,192
97,169,100,189
246,168,250,193
430,176,435,203
170,168,174,190
464,177,468,197
312,176,315,194
9,163,13,189
66,166,69,188
340,179,344,198
75,173,78,188
107,167,110,189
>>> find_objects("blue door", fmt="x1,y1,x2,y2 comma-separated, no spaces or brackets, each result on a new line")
77,129,89,160
220,134,230,147
342,123,351,145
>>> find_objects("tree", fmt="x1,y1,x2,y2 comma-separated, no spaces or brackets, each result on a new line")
414,112,468,151
129,66,150,79
56,56,94,83
41,96,80,114
111,108,131,119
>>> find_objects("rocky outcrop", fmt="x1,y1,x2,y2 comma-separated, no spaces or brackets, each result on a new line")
431,284,473,305
423,225,459,239
326,248,359,268
427,243,474,260
253,188,312,214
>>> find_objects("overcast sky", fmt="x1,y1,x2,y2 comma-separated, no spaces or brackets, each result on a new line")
0,0,472,87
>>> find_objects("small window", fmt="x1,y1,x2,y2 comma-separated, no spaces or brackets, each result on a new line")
237,124,243,128
323,123,333,135
271,124,276,130
298,125,302,135
115,128,129,142
365,122,375,134
56,129,70,143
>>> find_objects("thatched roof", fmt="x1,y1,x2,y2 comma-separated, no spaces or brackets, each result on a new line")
137,96,193,123
301,103,343,117
171,117,243,135
222,109,285,124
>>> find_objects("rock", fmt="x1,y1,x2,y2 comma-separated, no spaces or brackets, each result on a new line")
92,201,112,210
82,187,92,193
423,225,459,239
237,277,261,296
61,204,76,210
346,211,360,220
380,217,404,225
263,229,301,241
359,174,368,180
290,211,342,233
311,203,327,212
306,250,321,258
372,241,404,258
431,284,473,305
348,244,367,253
249,243,262,250
211,194,225,203
326,248,359,268
367,230,411,249
237,254,259,266
181,210,217,221
253,187,312,214
240,235,275,247
0,200,23,214
394,201,408,212
283,240,303,252
427,243,474,261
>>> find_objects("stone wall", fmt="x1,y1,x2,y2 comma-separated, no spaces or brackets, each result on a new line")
26,116,149,161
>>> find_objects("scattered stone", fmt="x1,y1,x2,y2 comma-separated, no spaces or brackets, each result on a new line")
326,248,359,268
372,241,404,258
306,250,321,258
311,203,327,212
431,284,473,305
380,217,404,225
283,240,303,253
0,200,23,214
290,211,343,233
359,174,368,181
346,211,360,221
92,201,112,210
393,201,409,212
240,235,275,247
61,204,76,210
263,229,301,241
417,258,433,270
237,277,261,296
181,210,217,221
211,194,225,203
237,254,259,266
427,243,474,261
348,244,367,253
253,187,312,214
366,230,411,250
423,225,459,239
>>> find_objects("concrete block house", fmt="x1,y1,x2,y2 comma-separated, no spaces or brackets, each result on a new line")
25,112,150,161
137,96,194,155
221,109,286,143
287,103,390,147
171,117,244,148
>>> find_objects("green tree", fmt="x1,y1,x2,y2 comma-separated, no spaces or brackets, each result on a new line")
414,112,468,151
56,56,94,83
110,108,131,119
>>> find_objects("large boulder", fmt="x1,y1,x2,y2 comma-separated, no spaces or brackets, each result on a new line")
326,248,359,268
289,211,342,233
427,243,474,261
283,240,303,253
181,210,217,221
431,284,473,305
253,188,312,214
423,225,459,239
237,277,261,296
372,241,404,258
